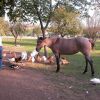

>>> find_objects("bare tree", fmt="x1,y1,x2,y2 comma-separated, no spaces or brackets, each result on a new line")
85,0,100,41
10,22,25,46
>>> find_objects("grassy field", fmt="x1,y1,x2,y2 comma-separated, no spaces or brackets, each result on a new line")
2,37,37,52
2,37,100,99
2,37,100,78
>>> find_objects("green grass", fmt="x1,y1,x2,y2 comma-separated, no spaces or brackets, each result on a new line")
3,37,100,78
3,38,37,52
2,37,100,94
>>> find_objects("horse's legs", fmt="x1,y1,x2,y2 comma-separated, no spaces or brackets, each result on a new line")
83,57,88,74
85,55,94,76
89,58,94,76
55,53,60,72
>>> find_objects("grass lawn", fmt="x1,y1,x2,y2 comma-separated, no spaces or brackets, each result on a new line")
3,37,100,77
2,37,100,77
2,37,100,99
3,37,37,52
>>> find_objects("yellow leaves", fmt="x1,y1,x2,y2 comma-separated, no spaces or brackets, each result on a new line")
0,17,10,35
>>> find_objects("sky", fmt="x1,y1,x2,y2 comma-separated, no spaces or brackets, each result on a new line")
82,8,94,27
4,12,9,22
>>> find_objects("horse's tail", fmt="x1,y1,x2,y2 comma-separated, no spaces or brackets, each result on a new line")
89,39,95,50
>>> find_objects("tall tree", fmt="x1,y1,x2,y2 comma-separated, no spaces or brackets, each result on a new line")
20,0,90,37
49,6,83,37
84,0,100,41
20,0,55,56
10,22,25,45
20,0,54,38
0,0,91,36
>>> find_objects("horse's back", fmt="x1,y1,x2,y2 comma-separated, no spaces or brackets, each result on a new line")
75,37,92,53
76,37,90,47
57,37,91,55
57,37,79,54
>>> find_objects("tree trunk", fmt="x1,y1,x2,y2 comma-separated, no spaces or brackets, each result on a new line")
42,29,45,38
41,28,48,57
61,33,66,38
14,37,17,46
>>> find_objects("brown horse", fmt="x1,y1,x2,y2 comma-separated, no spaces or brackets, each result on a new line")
36,37,95,76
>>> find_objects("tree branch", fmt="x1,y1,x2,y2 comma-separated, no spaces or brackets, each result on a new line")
45,0,52,29
45,0,60,29
34,2,44,30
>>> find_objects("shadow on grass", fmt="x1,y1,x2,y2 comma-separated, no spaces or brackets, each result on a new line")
3,38,100,78
3,41,15,46
61,53,100,78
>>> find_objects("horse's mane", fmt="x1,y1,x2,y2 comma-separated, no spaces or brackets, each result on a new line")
49,37,60,44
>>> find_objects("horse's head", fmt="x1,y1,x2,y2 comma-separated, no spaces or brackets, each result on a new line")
36,37,47,52
36,37,59,52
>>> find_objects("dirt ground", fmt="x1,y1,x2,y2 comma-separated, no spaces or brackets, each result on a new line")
0,46,100,100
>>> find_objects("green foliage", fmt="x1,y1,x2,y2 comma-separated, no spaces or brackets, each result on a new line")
0,0,5,16
0,0,15,17
0,0,92,39
20,0,52,23
0,0,91,38
49,6,83,37
0,0,92,21
0,17,10,35
20,0,91,24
